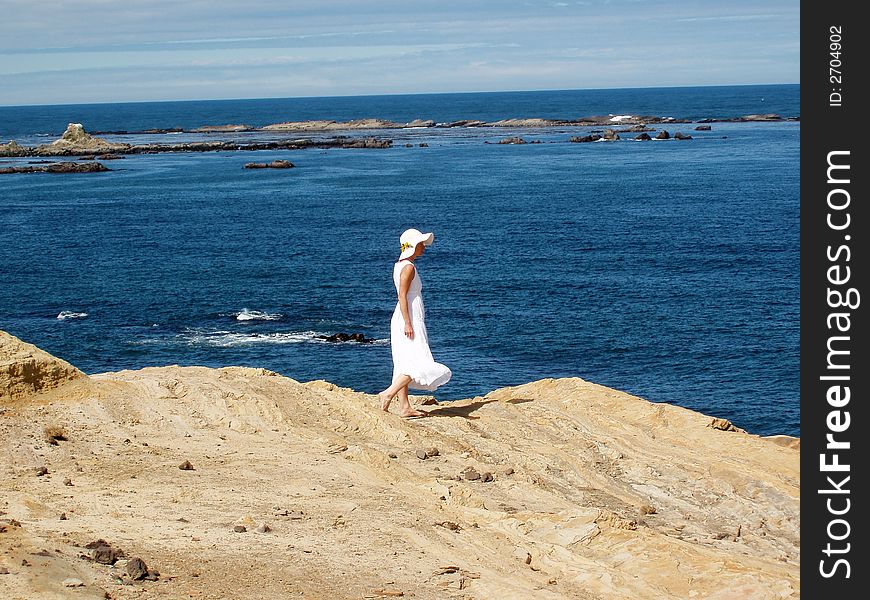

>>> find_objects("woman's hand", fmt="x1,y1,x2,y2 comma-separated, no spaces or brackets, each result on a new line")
398,263,416,340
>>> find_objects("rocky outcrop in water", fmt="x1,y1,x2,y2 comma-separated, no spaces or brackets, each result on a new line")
244,160,295,169
497,136,527,144
261,118,416,132
0,161,110,175
0,140,27,156
0,128,395,158
33,123,131,156
697,114,794,123
569,134,601,143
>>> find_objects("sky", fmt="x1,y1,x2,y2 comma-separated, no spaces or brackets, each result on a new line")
0,1,799,106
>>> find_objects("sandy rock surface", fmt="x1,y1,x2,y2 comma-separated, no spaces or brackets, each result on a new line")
0,331,799,599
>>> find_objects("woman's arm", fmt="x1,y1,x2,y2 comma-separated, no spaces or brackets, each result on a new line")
398,264,416,339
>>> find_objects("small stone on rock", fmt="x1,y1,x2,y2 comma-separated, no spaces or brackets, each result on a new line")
62,577,85,587
233,525,247,533
35,466,49,476
461,468,480,481
91,543,123,565
44,426,68,445
63,478,73,486
126,557,148,580
255,523,271,534
416,449,428,460
426,447,439,457
178,460,194,470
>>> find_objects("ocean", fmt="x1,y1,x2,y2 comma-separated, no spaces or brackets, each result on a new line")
0,84,800,436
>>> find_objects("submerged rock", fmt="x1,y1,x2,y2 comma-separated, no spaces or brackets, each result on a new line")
318,332,375,343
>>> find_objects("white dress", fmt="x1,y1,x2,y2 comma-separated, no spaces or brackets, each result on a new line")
390,259,452,390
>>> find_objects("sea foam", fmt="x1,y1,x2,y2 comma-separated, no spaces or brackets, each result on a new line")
57,311,88,320
181,329,389,347
234,309,283,321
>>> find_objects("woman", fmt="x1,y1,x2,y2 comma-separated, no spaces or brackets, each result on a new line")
378,228,452,418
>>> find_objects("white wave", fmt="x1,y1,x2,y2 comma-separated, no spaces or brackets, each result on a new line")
189,331,310,347
183,329,389,347
57,311,88,320
609,115,633,122
234,309,283,321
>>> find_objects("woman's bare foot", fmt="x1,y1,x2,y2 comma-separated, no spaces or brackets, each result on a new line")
379,392,394,412
399,408,427,419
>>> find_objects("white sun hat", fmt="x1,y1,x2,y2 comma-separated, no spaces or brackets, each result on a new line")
399,228,435,259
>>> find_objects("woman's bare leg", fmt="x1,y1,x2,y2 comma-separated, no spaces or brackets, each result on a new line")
379,374,412,411
396,383,426,418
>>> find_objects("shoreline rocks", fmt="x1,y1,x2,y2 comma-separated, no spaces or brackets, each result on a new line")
0,329,801,599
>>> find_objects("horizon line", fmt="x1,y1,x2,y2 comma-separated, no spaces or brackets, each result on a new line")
0,82,800,110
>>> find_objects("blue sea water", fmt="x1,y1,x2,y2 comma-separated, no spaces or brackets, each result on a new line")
0,84,799,436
